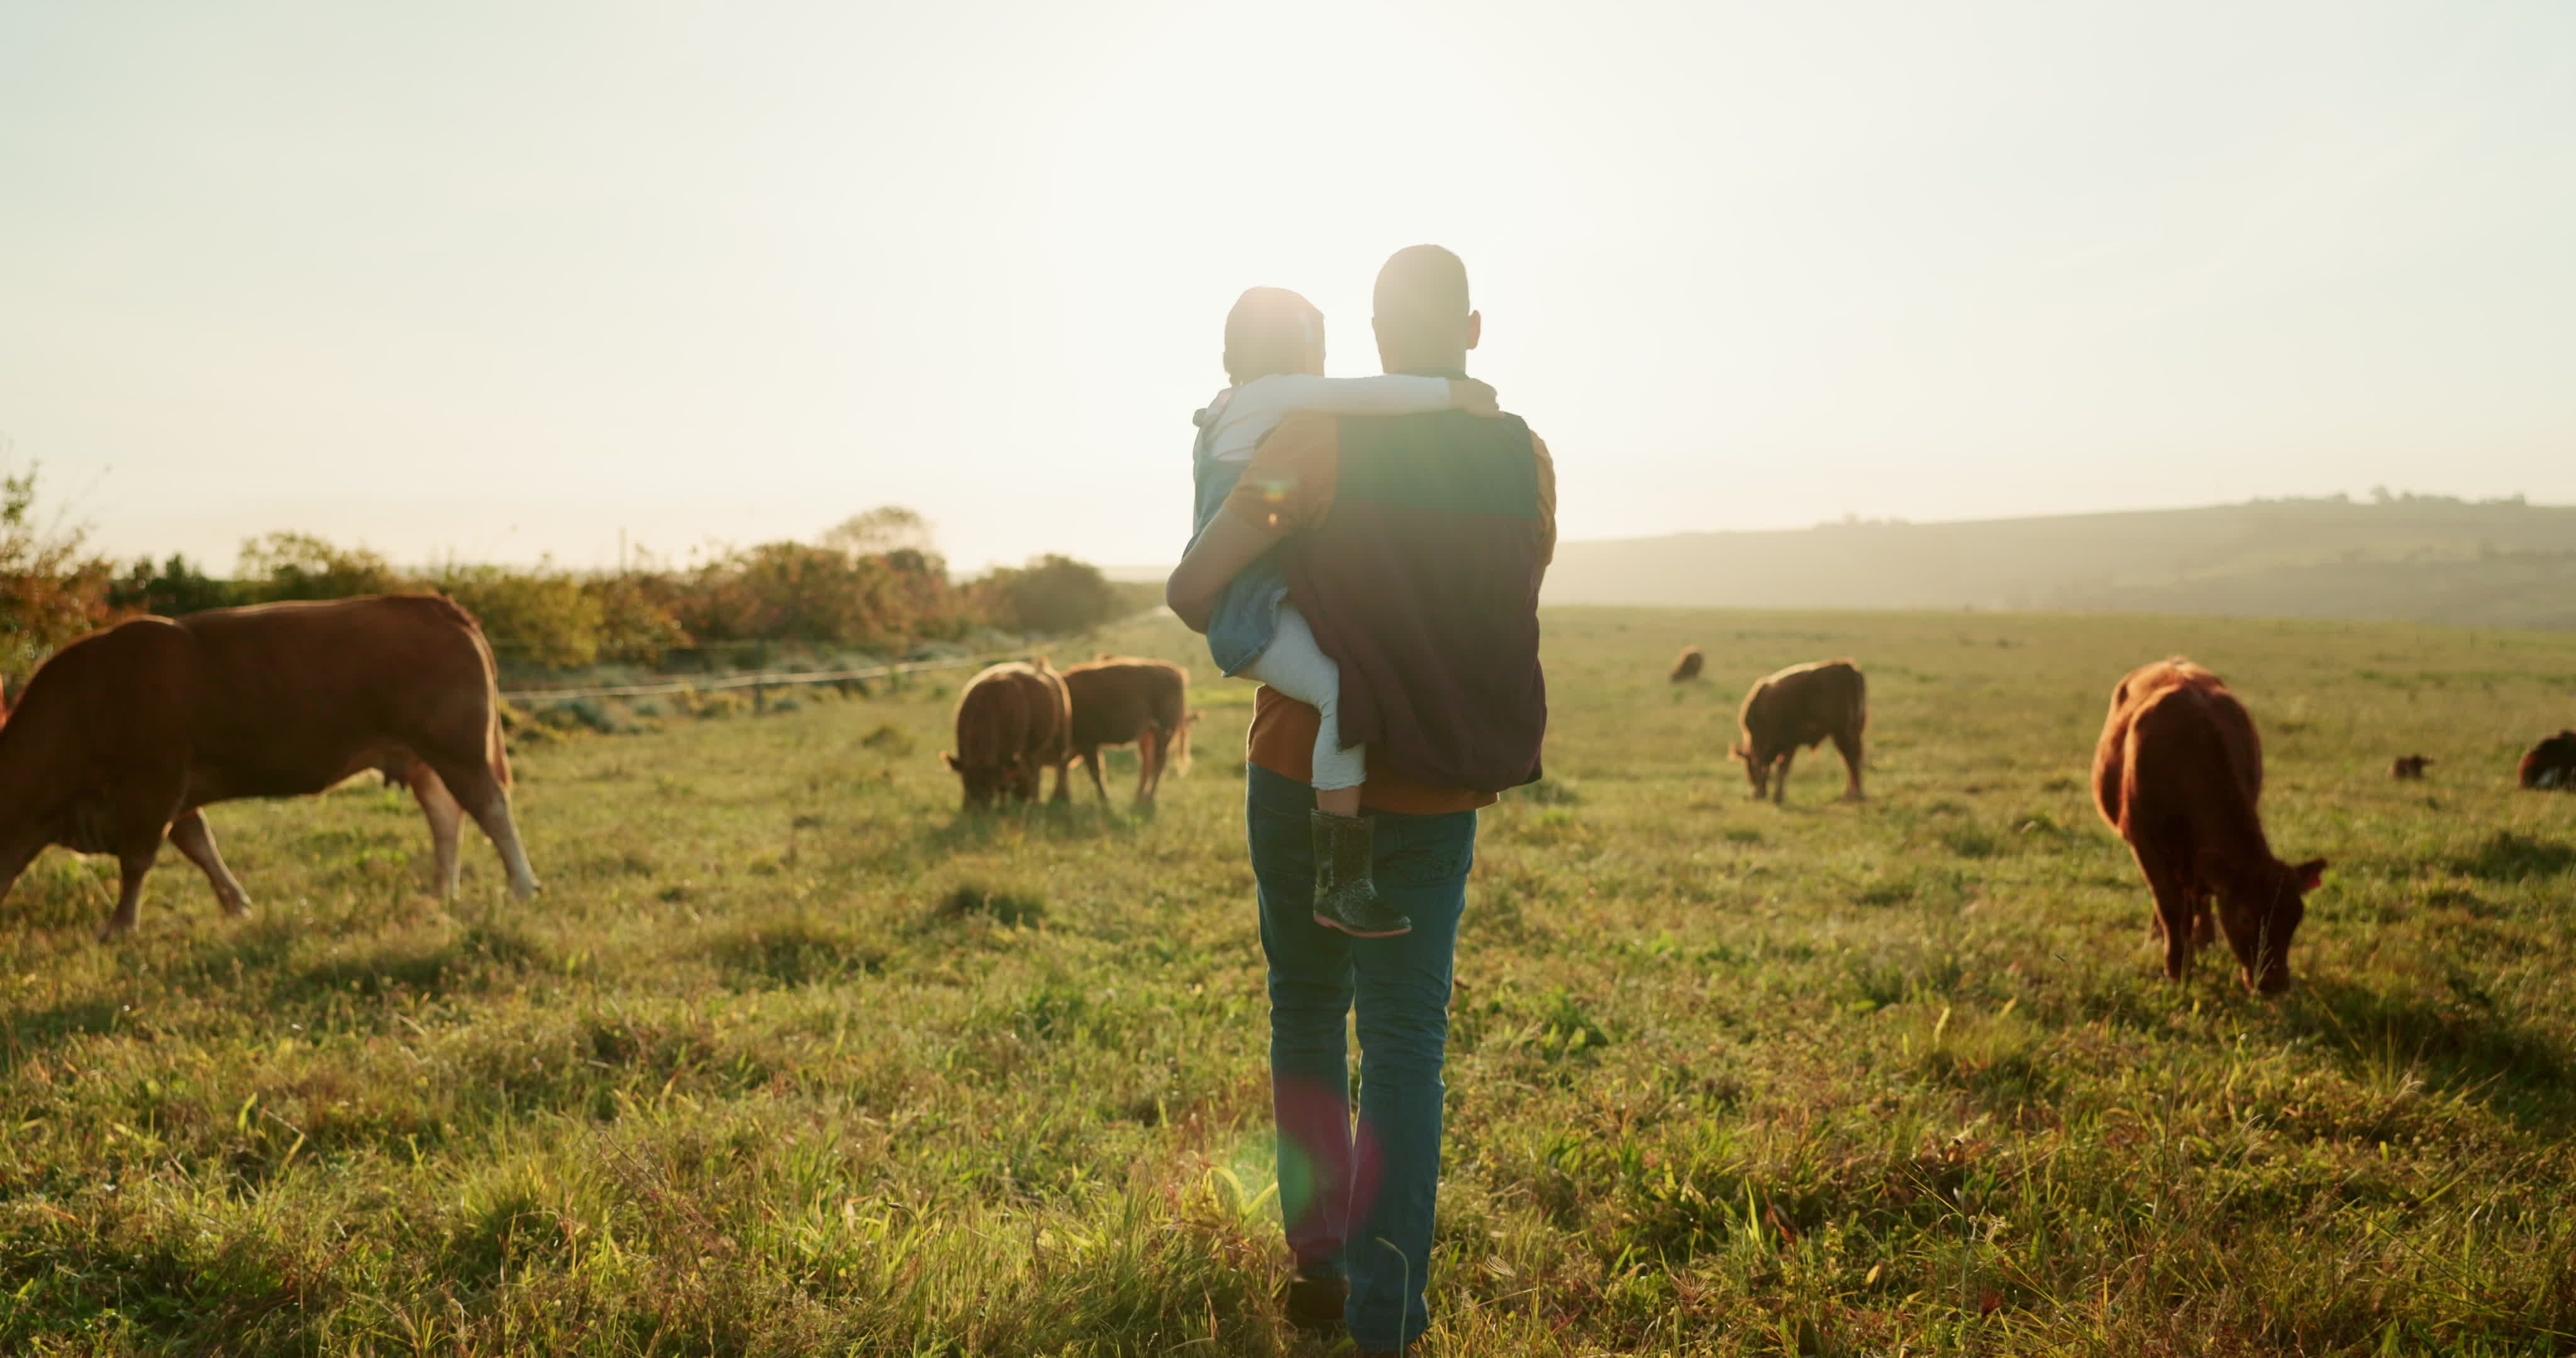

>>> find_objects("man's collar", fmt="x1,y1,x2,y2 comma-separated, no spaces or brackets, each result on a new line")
1397,367,1470,381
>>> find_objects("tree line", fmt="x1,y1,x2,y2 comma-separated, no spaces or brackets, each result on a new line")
0,471,1151,683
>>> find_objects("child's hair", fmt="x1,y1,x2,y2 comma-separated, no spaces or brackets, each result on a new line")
1223,286,1324,386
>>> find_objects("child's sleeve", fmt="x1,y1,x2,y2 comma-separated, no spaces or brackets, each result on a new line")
1246,374,1453,417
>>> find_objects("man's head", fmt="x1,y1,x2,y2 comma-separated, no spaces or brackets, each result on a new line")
1223,286,1326,386
1372,244,1480,374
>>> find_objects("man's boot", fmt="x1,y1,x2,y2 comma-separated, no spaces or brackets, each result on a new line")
1311,809,1410,937
1280,1270,1345,1333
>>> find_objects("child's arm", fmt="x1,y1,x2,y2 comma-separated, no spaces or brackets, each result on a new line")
1234,374,1499,421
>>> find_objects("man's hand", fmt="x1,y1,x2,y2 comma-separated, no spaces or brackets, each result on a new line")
1447,378,1502,418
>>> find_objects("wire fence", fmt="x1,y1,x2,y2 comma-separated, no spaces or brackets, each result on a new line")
497,650,1024,706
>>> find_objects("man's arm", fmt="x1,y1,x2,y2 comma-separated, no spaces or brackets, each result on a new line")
1167,509,1287,633
1165,412,1341,632
1233,374,1498,417
1531,433,1558,577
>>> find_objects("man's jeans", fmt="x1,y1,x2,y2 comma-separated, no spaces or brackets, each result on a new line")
1246,764,1475,1351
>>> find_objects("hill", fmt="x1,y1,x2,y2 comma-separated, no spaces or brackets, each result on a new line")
1542,495,2576,628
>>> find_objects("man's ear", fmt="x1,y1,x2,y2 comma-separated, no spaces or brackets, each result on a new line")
1464,309,1481,351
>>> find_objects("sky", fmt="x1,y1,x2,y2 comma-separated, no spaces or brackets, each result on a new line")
2,0,2570,573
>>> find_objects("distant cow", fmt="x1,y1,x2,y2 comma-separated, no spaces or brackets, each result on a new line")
1669,647,1704,683
1731,660,1867,803
943,660,1072,809
2521,731,2576,790
2389,754,2431,780
2092,658,2325,994
1059,656,1195,807
0,595,539,940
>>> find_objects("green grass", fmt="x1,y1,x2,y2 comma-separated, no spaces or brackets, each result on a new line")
5,607,2576,1355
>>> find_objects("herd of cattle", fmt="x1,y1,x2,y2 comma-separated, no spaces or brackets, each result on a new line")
0,595,2568,995
941,656,1196,810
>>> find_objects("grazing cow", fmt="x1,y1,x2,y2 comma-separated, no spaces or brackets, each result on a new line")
2521,731,2576,790
943,660,1072,809
0,595,539,940
1059,656,1195,807
2092,658,2326,993
1731,660,1867,803
2389,754,2431,780
1669,647,1704,683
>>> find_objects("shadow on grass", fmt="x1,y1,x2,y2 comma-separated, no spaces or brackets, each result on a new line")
926,884,1048,929
698,916,886,988
925,800,1143,854
2279,975,2576,1130
2448,831,2576,882
279,922,555,1005
0,997,121,1054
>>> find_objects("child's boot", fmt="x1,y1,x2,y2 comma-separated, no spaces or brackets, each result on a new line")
1311,809,1409,937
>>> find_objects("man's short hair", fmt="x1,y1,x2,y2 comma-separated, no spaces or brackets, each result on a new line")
1223,286,1323,386
1372,245,1470,336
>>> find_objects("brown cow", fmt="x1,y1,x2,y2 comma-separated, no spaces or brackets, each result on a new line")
0,595,539,940
2389,754,2431,780
2092,658,2325,993
1669,647,1704,683
1731,660,1866,802
943,660,1072,809
2519,731,2576,790
1059,656,1195,807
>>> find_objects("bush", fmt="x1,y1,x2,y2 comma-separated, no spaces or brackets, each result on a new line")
2,499,1128,683
972,554,1123,635
584,572,692,664
0,465,119,685
109,553,242,616
239,532,407,602
433,564,606,670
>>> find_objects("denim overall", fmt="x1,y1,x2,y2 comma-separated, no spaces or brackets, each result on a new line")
1189,403,1290,675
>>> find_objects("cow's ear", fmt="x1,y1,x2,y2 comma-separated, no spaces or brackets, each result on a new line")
941,751,962,771
2294,858,2327,893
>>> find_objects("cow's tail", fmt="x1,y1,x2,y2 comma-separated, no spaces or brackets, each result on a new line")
1167,710,1195,777
445,593,515,790
1848,666,1868,735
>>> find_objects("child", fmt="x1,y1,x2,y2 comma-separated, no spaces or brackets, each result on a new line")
1188,286,1496,937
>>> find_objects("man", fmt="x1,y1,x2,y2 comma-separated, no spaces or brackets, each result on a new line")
1168,245,1555,1354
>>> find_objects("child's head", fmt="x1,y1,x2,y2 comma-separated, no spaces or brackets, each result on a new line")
1223,287,1325,385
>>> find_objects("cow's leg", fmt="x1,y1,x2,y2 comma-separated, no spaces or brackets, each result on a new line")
99,836,165,942
1833,727,1865,802
2135,843,2199,981
469,795,540,900
167,810,252,918
0,832,48,912
1082,747,1110,805
404,763,467,898
1770,751,1795,804
422,754,539,900
1136,727,1163,806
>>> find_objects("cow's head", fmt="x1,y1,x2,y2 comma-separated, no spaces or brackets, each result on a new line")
2211,854,2326,994
944,751,1021,810
1731,740,1769,798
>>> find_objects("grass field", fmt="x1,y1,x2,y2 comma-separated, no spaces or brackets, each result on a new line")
5,607,2575,1355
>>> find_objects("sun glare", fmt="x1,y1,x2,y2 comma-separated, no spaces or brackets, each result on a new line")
1040,3,1572,397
